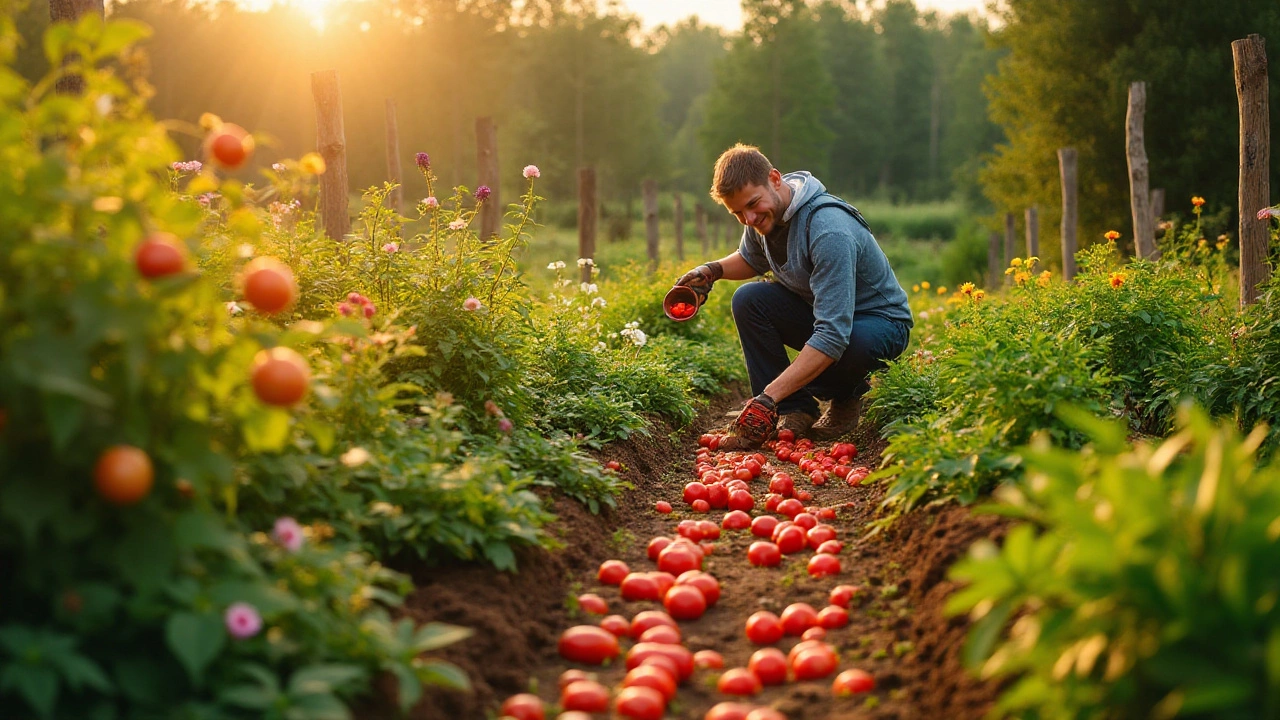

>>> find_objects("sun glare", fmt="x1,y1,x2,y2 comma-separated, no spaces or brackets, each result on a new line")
236,0,332,32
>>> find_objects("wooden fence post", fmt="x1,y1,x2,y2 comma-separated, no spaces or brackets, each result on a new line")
1127,81,1155,258
1003,212,1016,281
987,231,1001,289
475,117,500,241
696,204,708,256
1025,205,1040,259
643,180,659,269
1150,188,1165,224
1058,147,1079,281
673,193,685,262
311,69,351,241
384,99,402,217
578,167,597,284
1234,34,1271,306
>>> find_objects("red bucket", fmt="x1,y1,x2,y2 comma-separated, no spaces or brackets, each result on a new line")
663,285,703,322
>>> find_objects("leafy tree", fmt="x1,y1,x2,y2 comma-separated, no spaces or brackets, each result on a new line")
651,17,727,193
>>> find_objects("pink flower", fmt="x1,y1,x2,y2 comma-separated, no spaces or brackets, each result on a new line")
348,292,368,305
382,242,399,253
363,303,376,319
449,218,467,231
272,517,304,552
498,418,513,433
415,152,430,171
225,603,262,639
474,185,491,201
1259,207,1278,221
484,399,503,417
463,296,482,311
338,302,353,316
523,165,540,179
423,196,438,209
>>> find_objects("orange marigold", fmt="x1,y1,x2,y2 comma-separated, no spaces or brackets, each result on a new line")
1104,230,1121,241
1109,272,1126,289
1191,196,1206,208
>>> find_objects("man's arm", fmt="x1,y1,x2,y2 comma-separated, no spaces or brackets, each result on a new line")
714,251,759,281
763,345,835,404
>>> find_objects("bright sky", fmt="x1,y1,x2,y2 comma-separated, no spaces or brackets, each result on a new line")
621,0,991,30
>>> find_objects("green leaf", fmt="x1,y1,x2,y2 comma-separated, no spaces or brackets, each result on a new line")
41,392,84,453
243,406,291,453
413,623,473,653
287,664,365,696
962,599,1013,670
42,22,75,65
284,690,350,720
217,684,277,710
0,663,59,719
115,521,176,593
173,511,232,552
53,653,113,694
164,613,226,688
0,479,68,547
483,541,516,571
302,419,336,455
416,659,469,691
92,19,151,60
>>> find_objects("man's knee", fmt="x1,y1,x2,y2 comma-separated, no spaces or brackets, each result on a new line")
730,281,771,320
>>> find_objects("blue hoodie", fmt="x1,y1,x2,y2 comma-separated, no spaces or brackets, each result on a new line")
736,172,913,360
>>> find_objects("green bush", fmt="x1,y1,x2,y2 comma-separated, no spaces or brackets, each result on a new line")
949,407,1280,719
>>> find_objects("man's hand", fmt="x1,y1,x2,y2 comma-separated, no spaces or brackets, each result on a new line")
675,261,724,293
730,393,778,446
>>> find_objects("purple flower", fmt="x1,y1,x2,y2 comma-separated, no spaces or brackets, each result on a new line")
225,603,262,639
523,165,540,179
272,517,304,552
415,153,430,171
498,418,513,433
474,185,491,201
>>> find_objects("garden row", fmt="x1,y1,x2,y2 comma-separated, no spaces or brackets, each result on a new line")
0,19,746,720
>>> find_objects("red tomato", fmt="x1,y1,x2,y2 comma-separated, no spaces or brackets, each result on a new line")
694,649,725,669
809,470,827,485
600,615,630,637
746,541,782,567
779,603,818,636
692,499,711,513
598,560,630,585
745,709,787,720
792,512,818,531
240,257,297,314
639,624,682,644
663,584,707,620
788,639,831,664
817,605,849,629
727,490,755,512
717,668,762,696
776,428,795,443
792,646,838,680
764,493,783,512
748,647,789,685
134,233,186,279
638,653,681,682
833,465,851,479
699,434,715,448
500,693,544,719
816,507,837,521
629,610,677,639
795,490,813,502
93,445,155,506
750,515,778,538
733,467,752,481
807,554,841,578
706,483,730,508
816,540,843,555
705,702,755,720
655,501,673,514
775,526,806,554
558,625,620,665
722,510,752,531
556,713,594,720
802,626,828,641
769,520,793,542
683,482,710,505
697,520,722,540
251,347,310,407
650,572,677,598
626,664,678,702
561,680,610,713
647,536,673,560
832,668,876,696
558,669,593,689
204,123,254,169
744,611,784,645
578,593,608,615
829,585,859,608
676,570,721,606
620,573,662,602
700,541,716,555
613,685,666,720
626,642,694,681
776,498,804,518
768,474,794,497
658,544,703,576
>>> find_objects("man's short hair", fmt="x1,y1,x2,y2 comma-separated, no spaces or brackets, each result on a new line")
710,144,774,204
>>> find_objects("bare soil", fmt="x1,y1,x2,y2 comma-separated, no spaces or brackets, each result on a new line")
362,386,1008,719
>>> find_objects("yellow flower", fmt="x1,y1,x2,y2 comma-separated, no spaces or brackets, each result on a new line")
921,281,930,290
1011,257,1023,267
1004,267,1015,275
1013,271,1031,286
1026,256,1040,268
1191,196,1206,208
1109,272,1126,289
1104,230,1121,242
1197,238,1207,248
199,112,223,131
959,282,976,295
937,286,947,295
1037,270,1051,287
912,284,920,293
299,152,327,175
973,289,986,301
1216,237,1229,251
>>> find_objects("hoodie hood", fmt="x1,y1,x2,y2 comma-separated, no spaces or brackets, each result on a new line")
780,171,826,223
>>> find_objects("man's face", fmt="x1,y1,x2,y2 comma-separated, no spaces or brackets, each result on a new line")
723,170,788,236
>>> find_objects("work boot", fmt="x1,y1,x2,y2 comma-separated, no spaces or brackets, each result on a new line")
810,397,863,440
776,411,817,439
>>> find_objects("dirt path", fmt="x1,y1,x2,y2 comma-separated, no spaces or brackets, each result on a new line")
369,388,1008,719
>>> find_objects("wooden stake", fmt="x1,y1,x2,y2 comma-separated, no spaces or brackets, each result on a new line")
1026,205,1039,259
311,69,351,241
1127,81,1155,258
696,204,708,256
475,117,500,241
1150,188,1165,224
1234,34,1271,306
674,193,685,262
988,231,1001,289
1004,212,1016,281
643,180,659,269
1058,148,1079,281
384,99,402,217
578,167,597,284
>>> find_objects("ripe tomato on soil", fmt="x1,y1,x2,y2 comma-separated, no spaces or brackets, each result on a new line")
561,680,610,713
638,624,681,644
93,445,155,505
745,708,787,720
728,489,755,512
558,668,594,689
647,536,673,560
747,648,789,685
692,499,711,513
662,584,707,620
251,347,310,407
832,668,876,696
577,593,608,615
807,553,841,578
775,525,807,554
792,646,839,680
817,605,850,629
705,702,756,720
802,626,828,641
696,520,721,539
655,500,673,513
779,603,818,636
829,585,860,608
558,625,620,665
629,610,677,639
683,481,710,505
745,611,784,645
658,543,702,575
722,510,752,531
746,541,782,567
749,515,779,538
626,642,694,681
717,668,762,696
676,570,721,606
599,615,630,637
694,649,725,669
135,233,186,279
500,693,545,720
624,664,678,702
613,685,666,720
240,257,297,314
776,498,804,518
598,560,629,585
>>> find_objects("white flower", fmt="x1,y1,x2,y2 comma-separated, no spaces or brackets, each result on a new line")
593,342,606,352
94,94,113,117
547,261,566,271
449,218,467,230
577,257,595,268
340,447,371,467
630,329,647,347
580,282,598,295
591,297,606,308
272,162,286,172
225,301,243,316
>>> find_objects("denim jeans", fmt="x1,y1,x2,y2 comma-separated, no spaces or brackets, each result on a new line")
731,280,912,417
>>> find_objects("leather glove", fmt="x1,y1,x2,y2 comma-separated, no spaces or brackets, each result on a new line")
675,261,723,299
730,393,778,446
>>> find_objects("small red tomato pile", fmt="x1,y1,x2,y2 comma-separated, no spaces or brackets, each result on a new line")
502,433,878,720
668,301,697,319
